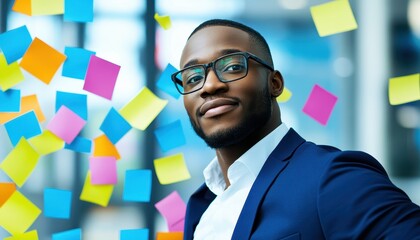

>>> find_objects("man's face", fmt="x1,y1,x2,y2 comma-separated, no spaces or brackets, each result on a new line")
180,26,272,148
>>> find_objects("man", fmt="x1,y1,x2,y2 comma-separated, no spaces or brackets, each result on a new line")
171,19,420,239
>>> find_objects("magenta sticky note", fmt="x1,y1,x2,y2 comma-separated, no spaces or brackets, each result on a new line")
154,191,186,232
89,156,117,185
47,105,86,144
83,55,120,100
302,84,338,125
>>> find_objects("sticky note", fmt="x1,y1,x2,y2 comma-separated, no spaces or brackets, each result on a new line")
62,47,95,79
0,89,20,112
123,169,152,202
0,138,40,187
100,107,131,144
310,0,358,37
154,153,190,185
156,232,183,240
80,172,114,207
120,228,149,240
12,0,32,16
154,13,172,30
119,87,168,131
302,84,338,125
89,156,118,185
389,73,420,105
52,228,81,240
56,91,88,120
276,86,292,103
93,134,121,160
44,188,72,219
47,105,86,144
0,183,16,207
0,190,41,235
4,230,39,240
0,94,45,124
155,191,186,232
0,53,25,91
64,0,93,22
83,55,120,100
31,0,64,15
28,130,65,155
4,110,42,146
0,25,32,64
65,136,92,154
157,63,180,99
154,120,186,152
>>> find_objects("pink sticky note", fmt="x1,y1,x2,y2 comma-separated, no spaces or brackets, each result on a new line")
89,156,117,185
83,55,120,100
155,191,186,232
302,84,338,125
47,105,86,144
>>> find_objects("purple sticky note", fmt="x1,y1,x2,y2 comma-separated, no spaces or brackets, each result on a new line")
302,84,338,125
47,105,86,144
89,156,117,185
155,191,186,232
83,55,120,100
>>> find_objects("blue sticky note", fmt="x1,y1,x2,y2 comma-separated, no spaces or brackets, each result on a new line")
154,120,186,152
4,111,42,146
120,228,149,240
64,136,92,153
156,63,180,99
56,91,88,120
100,107,131,144
52,228,81,240
0,89,20,112
123,170,152,202
44,188,72,219
62,47,95,79
64,0,93,22
0,25,32,64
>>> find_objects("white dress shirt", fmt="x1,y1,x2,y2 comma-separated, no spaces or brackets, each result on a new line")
193,123,289,240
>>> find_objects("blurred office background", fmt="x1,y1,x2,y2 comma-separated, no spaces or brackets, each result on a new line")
0,0,419,239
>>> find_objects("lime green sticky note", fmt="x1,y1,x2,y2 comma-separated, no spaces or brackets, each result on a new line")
119,87,168,131
80,171,114,207
4,230,39,240
0,53,25,91
389,73,420,105
31,0,64,15
154,13,172,30
0,191,41,236
310,0,358,37
154,153,191,185
28,130,65,155
0,138,40,187
276,86,292,103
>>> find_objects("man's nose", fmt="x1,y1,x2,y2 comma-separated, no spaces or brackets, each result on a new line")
200,69,228,97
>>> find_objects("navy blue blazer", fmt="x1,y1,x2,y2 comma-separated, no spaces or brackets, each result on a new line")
184,129,420,239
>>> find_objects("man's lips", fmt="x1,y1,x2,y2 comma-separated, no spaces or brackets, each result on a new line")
199,98,239,118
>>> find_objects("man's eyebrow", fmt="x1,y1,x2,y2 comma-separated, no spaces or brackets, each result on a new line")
182,48,243,69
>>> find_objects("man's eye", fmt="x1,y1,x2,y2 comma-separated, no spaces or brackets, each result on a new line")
224,64,245,72
185,75,204,85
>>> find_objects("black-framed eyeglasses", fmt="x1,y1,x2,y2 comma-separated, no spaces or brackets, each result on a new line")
171,51,274,95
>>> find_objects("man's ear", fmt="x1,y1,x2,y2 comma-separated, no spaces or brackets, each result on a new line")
269,70,284,98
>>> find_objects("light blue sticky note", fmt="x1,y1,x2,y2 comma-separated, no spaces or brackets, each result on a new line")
154,120,186,152
44,188,72,219
0,25,32,64
123,170,152,202
100,107,131,144
52,228,81,240
62,47,95,79
0,89,20,112
156,63,180,99
56,91,88,120
4,111,42,146
64,136,92,153
64,0,93,22
120,228,149,240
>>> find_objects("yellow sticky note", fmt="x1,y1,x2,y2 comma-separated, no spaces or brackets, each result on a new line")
154,13,172,30
119,87,168,131
31,0,64,15
19,37,67,84
276,86,292,103
0,191,41,236
12,0,32,16
80,172,114,207
0,53,25,91
28,130,64,155
389,73,420,105
310,0,358,37
93,134,121,160
154,153,191,185
0,94,46,124
0,183,16,207
0,138,40,187
4,230,39,240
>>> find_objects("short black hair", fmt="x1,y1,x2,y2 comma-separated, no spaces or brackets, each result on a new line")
188,19,274,67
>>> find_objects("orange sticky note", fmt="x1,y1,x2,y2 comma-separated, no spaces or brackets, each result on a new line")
12,0,32,16
0,183,16,207
19,37,66,84
156,232,183,240
80,171,114,207
93,134,121,160
0,94,45,124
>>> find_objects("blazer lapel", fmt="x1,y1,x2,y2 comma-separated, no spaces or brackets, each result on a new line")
231,128,305,240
